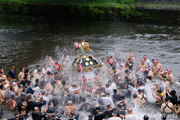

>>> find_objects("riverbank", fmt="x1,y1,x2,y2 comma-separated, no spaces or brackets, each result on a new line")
0,1,180,24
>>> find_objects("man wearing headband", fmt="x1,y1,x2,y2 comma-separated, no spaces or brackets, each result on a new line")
162,76,170,88
108,111,121,120
152,88,164,105
65,101,76,117
140,59,148,72
125,108,138,120
166,69,174,84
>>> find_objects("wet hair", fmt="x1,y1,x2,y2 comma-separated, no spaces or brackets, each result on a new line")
170,90,176,96
125,69,129,73
112,66,116,70
0,66,2,69
25,65,28,67
36,65,40,69
35,79,39,84
165,97,170,102
11,64,15,67
54,72,58,75
143,115,149,120
20,67,24,72
105,92,110,96
138,89,142,92
10,86,13,91
121,95,125,99
88,115,93,119
0,72,2,74
0,84,4,90
61,81,66,86
27,94,32,100
27,81,31,85
133,94,137,98
113,89,117,93
51,81,56,85
81,98,86,102
106,84,109,88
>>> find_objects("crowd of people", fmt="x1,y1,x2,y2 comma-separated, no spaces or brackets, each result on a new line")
0,48,180,120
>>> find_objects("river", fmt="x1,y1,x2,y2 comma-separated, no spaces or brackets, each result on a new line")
0,14,180,119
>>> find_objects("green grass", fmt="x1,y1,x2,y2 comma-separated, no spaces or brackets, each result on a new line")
0,0,134,7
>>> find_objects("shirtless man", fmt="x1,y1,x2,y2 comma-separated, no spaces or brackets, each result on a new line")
137,89,146,105
132,94,141,107
35,70,43,80
140,59,148,72
0,72,7,80
44,81,55,94
152,88,164,105
152,60,160,76
18,68,24,81
161,98,174,114
65,101,76,117
166,69,174,84
0,66,4,75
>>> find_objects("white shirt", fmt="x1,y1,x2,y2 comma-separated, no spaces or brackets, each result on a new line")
108,117,122,120
101,97,114,108
145,59,151,67
125,114,137,120
105,87,113,96
116,63,124,70
42,67,51,75
110,83,117,90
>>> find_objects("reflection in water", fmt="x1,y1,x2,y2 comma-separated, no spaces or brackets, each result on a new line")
0,15,180,119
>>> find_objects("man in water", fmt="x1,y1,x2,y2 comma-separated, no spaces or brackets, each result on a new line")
143,55,151,70
152,88,164,105
108,111,121,120
137,89,146,105
161,97,174,114
100,92,114,108
65,101,76,117
125,108,138,120
166,69,174,84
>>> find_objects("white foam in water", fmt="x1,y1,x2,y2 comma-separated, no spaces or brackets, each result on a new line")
145,82,156,103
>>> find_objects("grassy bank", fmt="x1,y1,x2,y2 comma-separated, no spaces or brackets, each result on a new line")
0,0,179,24
0,0,134,6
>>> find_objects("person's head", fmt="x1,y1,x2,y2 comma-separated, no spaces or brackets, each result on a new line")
138,89,143,94
112,110,117,117
113,89,117,94
20,108,26,116
157,89,163,97
81,98,86,103
144,69,149,75
121,95,125,100
27,94,32,101
133,94,137,99
18,83,23,88
143,55,147,60
112,66,116,72
27,80,31,86
14,112,19,119
36,65,41,70
153,60,158,65
127,108,133,114
165,97,170,102
7,75,11,80
162,76,167,82
74,90,79,95
48,102,54,107
108,80,112,85
125,70,129,75
50,114,56,119
0,72,2,76
141,59,145,64
37,69,42,74
67,101,73,106
20,67,24,72
61,80,66,86
161,114,167,120
105,92,110,97
35,79,40,84
96,106,102,113
88,115,93,120
168,69,172,74
106,104,111,109
106,84,109,88
11,64,15,69
170,90,176,96
34,107,40,113
10,86,14,91
0,66,2,70
118,59,121,64
143,115,149,120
